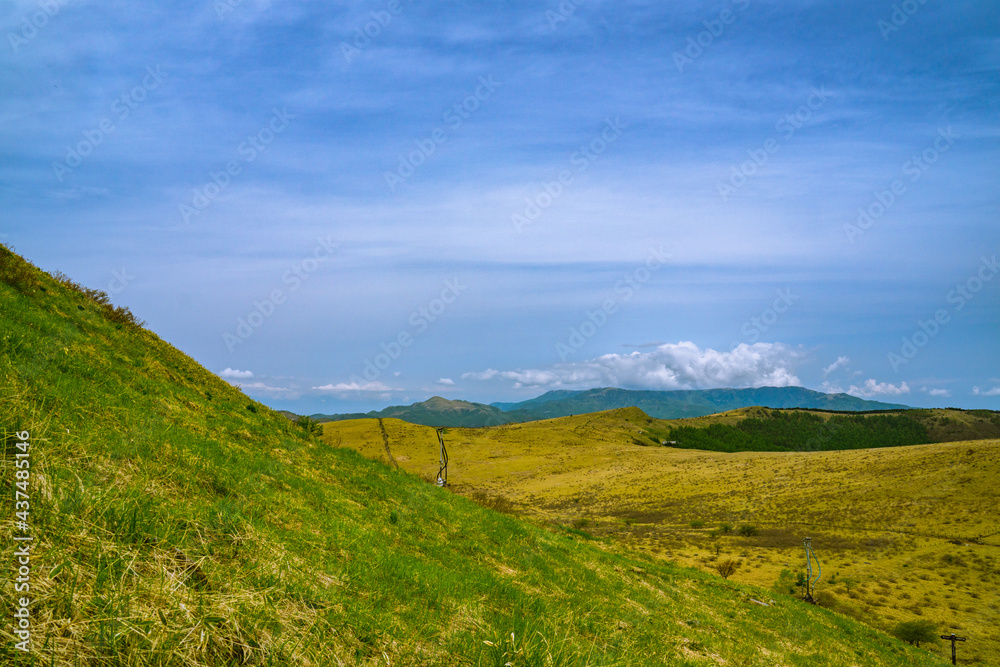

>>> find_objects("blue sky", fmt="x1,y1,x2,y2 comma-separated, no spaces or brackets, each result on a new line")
3,0,999,414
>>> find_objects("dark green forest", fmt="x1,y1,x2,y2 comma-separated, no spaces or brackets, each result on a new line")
657,411,932,453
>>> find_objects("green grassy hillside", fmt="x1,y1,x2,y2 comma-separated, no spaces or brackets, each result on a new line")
0,246,948,666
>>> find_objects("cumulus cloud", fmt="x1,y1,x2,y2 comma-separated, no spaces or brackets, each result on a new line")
972,386,1000,397
462,342,803,390
314,381,392,393
847,379,910,399
822,356,850,377
219,368,254,380
921,387,951,398
819,381,844,394
437,378,455,386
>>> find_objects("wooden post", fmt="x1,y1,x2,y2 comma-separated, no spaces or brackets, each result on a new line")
435,428,449,486
940,634,966,665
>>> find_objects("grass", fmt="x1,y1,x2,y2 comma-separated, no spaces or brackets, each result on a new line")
0,245,954,665
326,408,1000,666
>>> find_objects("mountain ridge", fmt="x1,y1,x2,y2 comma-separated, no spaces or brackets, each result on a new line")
310,386,911,428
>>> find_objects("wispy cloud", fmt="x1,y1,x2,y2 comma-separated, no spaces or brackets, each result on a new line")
219,368,254,380
240,381,296,397
921,387,951,398
823,356,850,377
314,381,392,393
972,386,1000,397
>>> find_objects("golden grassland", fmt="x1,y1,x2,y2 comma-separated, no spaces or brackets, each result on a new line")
326,408,1000,665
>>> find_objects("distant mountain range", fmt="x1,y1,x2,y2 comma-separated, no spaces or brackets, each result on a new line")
307,386,912,427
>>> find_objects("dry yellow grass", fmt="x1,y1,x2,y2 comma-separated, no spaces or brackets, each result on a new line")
326,408,1000,666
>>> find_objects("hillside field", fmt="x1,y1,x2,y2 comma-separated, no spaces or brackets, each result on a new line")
326,409,1000,665
1,247,957,664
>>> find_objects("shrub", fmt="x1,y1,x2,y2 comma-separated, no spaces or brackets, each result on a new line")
689,519,705,529
51,270,145,329
296,415,324,436
773,569,797,596
737,524,758,537
719,522,732,533
892,619,938,647
0,245,42,293
715,559,740,579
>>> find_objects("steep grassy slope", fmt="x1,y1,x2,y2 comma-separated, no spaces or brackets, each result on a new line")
327,409,1000,665
0,246,950,665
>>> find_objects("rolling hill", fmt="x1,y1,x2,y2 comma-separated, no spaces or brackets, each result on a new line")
327,408,1000,666
0,248,952,664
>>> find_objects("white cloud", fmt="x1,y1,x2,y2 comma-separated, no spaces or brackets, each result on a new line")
921,387,951,398
437,378,455,386
463,342,803,390
219,368,254,380
240,381,296,397
819,381,844,394
822,356,850,377
847,379,911,399
314,381,392,393
972,386,1000,397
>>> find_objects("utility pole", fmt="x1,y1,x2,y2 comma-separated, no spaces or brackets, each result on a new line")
940,633,966,665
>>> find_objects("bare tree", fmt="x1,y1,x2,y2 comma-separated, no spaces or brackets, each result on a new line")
715,559,740,579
